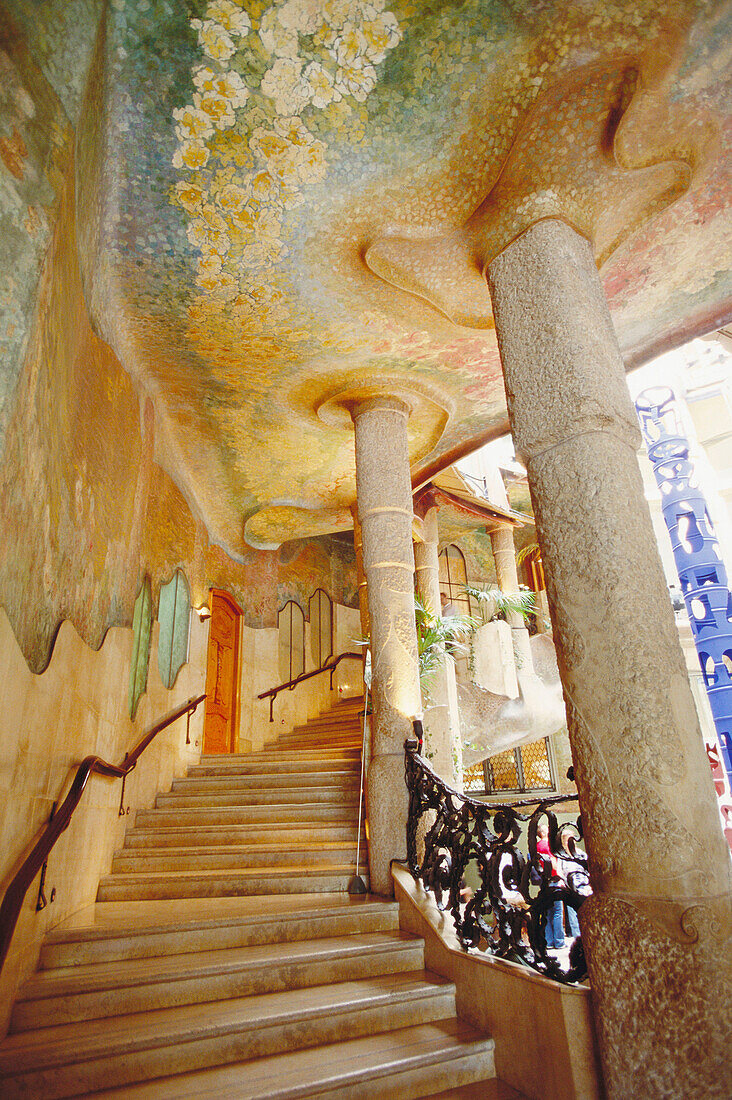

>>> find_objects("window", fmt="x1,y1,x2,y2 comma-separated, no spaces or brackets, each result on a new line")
129,576,152,719
462,737,556,795
158,569,191,689
278,600,305,683
438,544,472,615
309,588,333,668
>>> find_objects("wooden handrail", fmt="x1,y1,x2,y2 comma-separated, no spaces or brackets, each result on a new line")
0,693,206,977
258,652,363,721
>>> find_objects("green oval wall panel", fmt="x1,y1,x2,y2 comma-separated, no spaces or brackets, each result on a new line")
129,576,152,720
158,569,191,690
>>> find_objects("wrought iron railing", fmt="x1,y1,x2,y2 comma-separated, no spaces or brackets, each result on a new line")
405,727,589,984
0,693,206,978
257,651,363,721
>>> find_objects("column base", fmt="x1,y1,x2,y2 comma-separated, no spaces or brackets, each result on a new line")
366,752,409,896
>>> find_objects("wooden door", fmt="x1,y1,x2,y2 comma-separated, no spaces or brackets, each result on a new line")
203,589,242,754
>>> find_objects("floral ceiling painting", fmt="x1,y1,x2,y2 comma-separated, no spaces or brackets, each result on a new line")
3,0,731,562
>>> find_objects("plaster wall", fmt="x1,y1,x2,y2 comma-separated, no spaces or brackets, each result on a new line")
0,607,208,1038
237,603,364,753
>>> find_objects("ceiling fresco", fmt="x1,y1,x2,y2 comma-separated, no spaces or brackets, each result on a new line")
4,0,731,560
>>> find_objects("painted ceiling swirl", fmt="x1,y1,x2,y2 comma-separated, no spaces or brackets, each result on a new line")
4,0,731,558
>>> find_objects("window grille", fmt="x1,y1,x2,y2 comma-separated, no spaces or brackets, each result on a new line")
438,544,472,616
462,737,556,795
309,588,333,668
278,600,305,683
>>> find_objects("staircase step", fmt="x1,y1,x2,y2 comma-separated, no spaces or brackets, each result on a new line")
0,973,456,1099
13,931,423,1030
85,1019,496,1100
97,865,367,901
111,842,368,873
40,895,399,968
155,787,358,808
124,822,363,848
136,803,359,827
171,771,360,792
191,755,360,775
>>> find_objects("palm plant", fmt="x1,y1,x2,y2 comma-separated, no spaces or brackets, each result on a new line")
414,593,476,690
464,583,537,625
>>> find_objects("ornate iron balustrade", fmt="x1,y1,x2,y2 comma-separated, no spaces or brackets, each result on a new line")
405,732,589,984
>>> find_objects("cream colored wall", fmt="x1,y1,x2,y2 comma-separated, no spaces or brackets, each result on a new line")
0,608,207,1037
237,603,363,751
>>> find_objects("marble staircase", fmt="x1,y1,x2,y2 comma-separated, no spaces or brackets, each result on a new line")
0,695,499,1098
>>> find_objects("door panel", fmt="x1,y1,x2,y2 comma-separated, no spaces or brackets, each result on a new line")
203,590,242,754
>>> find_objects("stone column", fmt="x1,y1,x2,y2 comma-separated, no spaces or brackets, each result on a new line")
487,218,731,1100
489,524,534,672
414,504,462,786
352,396,422,895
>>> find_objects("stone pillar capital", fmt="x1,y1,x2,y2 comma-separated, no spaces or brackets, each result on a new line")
349,394,411,422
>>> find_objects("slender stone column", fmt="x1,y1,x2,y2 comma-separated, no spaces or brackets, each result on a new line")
489,525,534,672
414,505,462,785
487,218,731,1100
352,396,422,895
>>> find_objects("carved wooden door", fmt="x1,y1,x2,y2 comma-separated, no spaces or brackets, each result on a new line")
203,589,242,754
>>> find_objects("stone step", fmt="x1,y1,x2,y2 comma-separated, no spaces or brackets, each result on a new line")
85,1019,496,1100
96,865,366,901
155,787,359,808
272,739,362,751
123,822,364,848
0,973,456,1099
171,771,360,792
111,843,368,874
423,1081,527,1099
40,896,399,969
136,803,359,828
13,931,423,1030
191,755,361,775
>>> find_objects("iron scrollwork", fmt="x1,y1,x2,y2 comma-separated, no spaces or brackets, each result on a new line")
405,735,589,984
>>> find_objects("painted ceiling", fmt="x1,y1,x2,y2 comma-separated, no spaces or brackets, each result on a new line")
4,0,732,559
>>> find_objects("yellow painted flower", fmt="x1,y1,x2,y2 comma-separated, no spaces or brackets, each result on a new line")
204,1,251,37
260,56,309,117
259,7,299,58
173,139,210,170
361,10,401,64
330,23,366,66
197,252,223,286
215,181,250,213
191,18,236,61
303,61,341,109
193,66,250,109
335,58,377,102
174,180,206,212
194,91,236,130
248,169,280,207
172,104,215,141
187,204,232,256
277,0,323,35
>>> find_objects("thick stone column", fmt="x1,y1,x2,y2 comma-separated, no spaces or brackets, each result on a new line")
352,396,422,895
414,505,462,785
488,218,731,1100
489,525,534,672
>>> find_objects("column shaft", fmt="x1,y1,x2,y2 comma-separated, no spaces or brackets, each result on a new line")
489,525,534,672
488,218,730,1099
414,506,461,785
352,396,422,895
